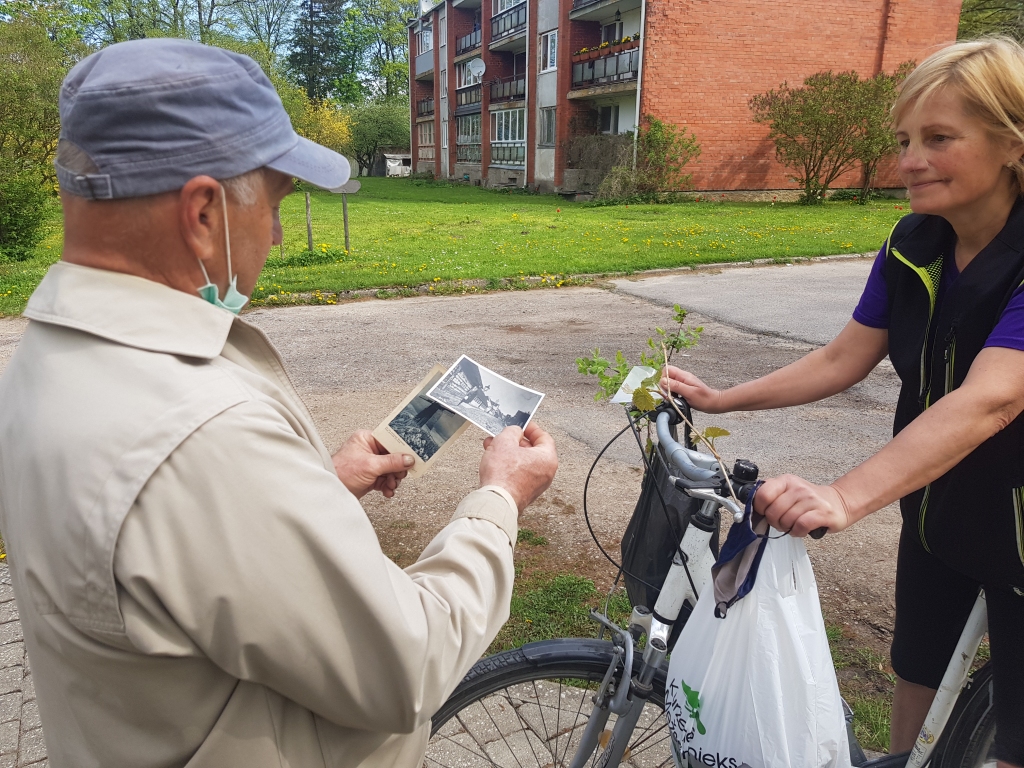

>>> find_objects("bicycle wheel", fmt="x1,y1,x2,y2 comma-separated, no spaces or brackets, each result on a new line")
930,663,998,768
426,638,672,768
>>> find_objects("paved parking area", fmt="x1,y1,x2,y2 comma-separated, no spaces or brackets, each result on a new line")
0,256,890,763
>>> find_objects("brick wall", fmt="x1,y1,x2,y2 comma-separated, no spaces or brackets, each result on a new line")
639,0,962,191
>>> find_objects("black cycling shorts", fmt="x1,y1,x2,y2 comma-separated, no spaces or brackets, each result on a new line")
891,525,1024,765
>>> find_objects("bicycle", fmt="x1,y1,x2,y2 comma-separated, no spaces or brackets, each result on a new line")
423,397,997,768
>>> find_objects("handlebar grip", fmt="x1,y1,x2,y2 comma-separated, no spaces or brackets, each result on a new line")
809,527,828,539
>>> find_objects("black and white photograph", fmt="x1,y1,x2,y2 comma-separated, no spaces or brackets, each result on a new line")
426,355,545,437
372,366,470,478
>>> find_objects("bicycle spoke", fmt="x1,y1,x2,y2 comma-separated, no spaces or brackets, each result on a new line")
558,679,593,768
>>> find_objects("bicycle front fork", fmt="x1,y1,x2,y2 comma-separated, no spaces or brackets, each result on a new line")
568,612,670,768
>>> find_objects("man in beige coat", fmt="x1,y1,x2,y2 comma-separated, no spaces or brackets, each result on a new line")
0,38,558,767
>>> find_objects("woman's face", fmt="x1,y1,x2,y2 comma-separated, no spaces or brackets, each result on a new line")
896,89,1021,218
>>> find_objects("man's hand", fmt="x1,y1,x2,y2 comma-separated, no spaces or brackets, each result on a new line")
332,430,413,499
479,422,558,514
754,474,853,537
660,366,724,413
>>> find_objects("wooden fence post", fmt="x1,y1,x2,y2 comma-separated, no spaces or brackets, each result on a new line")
342,194,350,253
305,192,313,252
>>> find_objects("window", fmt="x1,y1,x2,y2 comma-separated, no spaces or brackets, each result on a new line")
441,118,449,149
539,108,556,146
418,121,434,146
417,23,433,54
601,21,622,44
456,114,482,163
540,30,557,72
439,13,446,46
440,69,447,98
599,105,619,134
491,108,526,143
493,0,524,12
457,58,483,88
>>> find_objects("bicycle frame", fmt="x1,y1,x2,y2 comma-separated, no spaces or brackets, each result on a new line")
571,405,990,768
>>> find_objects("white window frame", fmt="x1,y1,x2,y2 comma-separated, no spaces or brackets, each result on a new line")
493,0,524,13
418,121,435,146
601,21,623,44
457,58,483,88
599,104,619,135
439,13,446,46
417,24,433,55
490,108,526,143
538,107,556,146
540,30,557,72
441,118,449,149
457,114,482,145
440,69,448,98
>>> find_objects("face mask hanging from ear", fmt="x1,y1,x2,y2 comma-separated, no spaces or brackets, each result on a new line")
196,185,249,315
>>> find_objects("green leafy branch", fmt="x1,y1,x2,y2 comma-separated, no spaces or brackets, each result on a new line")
576,304,703,409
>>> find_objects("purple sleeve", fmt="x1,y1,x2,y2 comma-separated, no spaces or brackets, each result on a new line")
852,247,889,329
984,284,1024,352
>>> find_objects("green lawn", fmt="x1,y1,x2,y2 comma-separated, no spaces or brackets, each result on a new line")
0,177,908,315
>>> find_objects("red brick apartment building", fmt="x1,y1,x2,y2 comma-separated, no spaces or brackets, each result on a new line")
408,0,961,194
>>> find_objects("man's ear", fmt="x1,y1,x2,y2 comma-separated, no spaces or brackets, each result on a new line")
179,175,223,266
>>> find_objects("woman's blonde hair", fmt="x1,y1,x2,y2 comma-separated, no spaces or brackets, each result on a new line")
894,36,1024,190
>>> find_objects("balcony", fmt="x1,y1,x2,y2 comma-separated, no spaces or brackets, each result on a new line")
490,2,526,49
454,84,482,114
491,142,525,166
456,144,482,163
490,74,525,104
571,48,639,90
414,49,434,79
418,146,436,161
416,97,435,117
456,28,481,55
569,0,642,22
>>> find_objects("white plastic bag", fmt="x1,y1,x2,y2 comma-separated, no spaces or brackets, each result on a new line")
665,533,851,768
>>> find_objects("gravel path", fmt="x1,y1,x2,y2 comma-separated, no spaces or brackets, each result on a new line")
0,258,899,762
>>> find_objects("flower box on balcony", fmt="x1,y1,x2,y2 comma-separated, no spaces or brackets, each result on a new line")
587,50,600,60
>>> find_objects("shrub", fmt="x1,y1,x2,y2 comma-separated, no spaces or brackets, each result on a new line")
597,116,700,200
0,166,48,261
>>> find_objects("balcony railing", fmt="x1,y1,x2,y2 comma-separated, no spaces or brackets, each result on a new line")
456,144,482,163
418,146,436,161
491,2,526,42
416,97,435,117
490,142,525,166
489,75,525,103
455,84,482,108
571,0,602,8
456,28,481,55
572,48,639,88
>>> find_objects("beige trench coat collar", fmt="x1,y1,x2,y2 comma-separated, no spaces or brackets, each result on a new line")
24,261,236,358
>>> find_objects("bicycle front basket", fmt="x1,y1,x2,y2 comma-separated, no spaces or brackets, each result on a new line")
620,411,719,614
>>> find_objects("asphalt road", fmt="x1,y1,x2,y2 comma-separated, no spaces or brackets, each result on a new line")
612,256,876,345
0,257,900,661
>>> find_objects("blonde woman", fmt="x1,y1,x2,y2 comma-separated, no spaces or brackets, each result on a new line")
663,38,1024,766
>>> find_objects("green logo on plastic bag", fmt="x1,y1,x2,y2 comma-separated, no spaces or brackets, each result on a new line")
680,679,706,735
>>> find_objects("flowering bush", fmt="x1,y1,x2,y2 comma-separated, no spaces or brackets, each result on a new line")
598,41,610,49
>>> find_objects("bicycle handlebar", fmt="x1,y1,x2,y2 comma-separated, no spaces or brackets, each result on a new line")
654,407,828,538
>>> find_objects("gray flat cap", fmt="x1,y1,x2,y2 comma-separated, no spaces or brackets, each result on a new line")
56,38,350,199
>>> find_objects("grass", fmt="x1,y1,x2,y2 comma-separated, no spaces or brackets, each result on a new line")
1,178,909,315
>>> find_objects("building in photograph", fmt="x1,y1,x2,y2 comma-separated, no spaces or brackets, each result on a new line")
408,0,961,195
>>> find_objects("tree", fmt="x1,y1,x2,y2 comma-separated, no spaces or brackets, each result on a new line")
958,0,1024,40
346,99,408,176
300,99,351,152
852,62,914,201
232,0,299,54
353,0,416,100
750,71,865,204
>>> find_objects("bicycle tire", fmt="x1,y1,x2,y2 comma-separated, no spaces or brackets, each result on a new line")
426,638,671,768
930,662,998,768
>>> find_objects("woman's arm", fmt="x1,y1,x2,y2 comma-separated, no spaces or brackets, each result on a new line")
662,319,889,413
757,346,1024,535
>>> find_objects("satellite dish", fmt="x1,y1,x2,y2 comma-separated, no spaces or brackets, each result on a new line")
467,58,486,79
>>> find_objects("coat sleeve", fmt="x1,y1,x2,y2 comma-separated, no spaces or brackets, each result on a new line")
112,399,517,733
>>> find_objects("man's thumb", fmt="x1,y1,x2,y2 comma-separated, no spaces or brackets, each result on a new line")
378,452,415,474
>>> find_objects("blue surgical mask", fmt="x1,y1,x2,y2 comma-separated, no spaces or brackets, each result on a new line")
196,186,249,315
